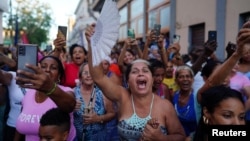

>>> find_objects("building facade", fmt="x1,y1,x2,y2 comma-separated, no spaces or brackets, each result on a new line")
67,0,99,48
73,0,250,60
174,0,250,60
90,0,170,50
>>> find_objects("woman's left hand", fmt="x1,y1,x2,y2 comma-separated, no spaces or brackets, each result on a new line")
83,112,99,124
16,63,54,93
157,34,165,49
140,120,162,141
237,21,250,56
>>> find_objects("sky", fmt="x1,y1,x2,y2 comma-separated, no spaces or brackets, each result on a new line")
38,0,79,42
2,0,79,47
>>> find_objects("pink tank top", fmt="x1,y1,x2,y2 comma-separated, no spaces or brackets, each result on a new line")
16,85,76,141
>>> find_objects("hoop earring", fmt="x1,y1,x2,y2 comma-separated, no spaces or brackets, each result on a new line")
203,116,209,125
57,78,61,84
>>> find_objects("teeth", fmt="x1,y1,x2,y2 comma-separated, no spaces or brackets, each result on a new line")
138,83,146,89
137,80,146,89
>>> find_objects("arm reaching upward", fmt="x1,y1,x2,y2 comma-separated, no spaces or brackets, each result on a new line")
197,21,250,103
85,24,126,104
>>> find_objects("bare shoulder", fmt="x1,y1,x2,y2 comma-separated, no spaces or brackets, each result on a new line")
152,95,177,126
154,95,174,112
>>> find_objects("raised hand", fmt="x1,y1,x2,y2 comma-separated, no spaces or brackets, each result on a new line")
225,42,236,58
140,118,162,141
147,118,159,129
85,23,96,44
146,30,157,44
130,38,138,47
16,63,54,93
53,35,66,51
168,43,180,53
0,52,16,68
123,38,136,48
236,21,250,56
203,40,217,57
157,34,165,49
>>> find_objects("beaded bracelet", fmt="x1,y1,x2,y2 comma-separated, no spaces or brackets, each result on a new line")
45,83,57,96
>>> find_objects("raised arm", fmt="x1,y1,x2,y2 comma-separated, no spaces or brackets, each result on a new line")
110,73,122,86
191,40,217,75
142,31,155,60
132,39,143,58
16,64,76,113
157,34,168,66
118,38,130,67
85,24,126,103
51,34,66,61
0,52,16,69
197,21,250,103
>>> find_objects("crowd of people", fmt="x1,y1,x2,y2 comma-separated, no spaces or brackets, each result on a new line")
0,19,250,141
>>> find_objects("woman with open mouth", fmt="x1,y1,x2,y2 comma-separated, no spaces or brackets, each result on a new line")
53,36,88,88
85,24,186,141
173,65,200,140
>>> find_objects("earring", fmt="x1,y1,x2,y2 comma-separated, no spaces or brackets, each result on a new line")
203,116,209,124
57,78,61,84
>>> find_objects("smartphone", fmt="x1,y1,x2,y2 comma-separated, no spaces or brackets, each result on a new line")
154,24,161,36
17,44,38,82
208,31,217,41
46,45,53,52
58,26,67,39
173,34,181,43
127,28,135,39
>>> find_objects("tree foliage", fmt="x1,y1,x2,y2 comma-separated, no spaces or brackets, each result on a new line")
7,0,53,45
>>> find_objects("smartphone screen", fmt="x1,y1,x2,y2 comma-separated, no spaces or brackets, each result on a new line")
173,34,181,43
17,44,38,81
208,31,217,41
46,45,53,52
127,29,135,39
58,26,67,39
154,24,161,36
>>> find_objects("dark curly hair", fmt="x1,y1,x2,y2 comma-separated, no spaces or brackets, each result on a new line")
69,44,87,58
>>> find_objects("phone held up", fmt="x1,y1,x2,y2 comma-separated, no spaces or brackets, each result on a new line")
58,26,68,40
173,34,181,43
154,24,161,36
127,28,135,39
16,44,38,84
208,30,217,42
46,45,53,52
